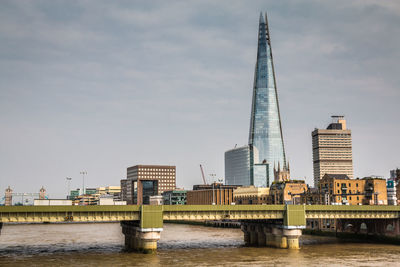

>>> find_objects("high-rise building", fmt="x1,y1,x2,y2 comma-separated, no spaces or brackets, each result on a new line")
390,168,400,182
225,145,255,186
312,116,353,187
121,165,176,205
225,12,287,187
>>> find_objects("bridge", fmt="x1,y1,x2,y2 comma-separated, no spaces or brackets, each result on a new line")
0,205,399,252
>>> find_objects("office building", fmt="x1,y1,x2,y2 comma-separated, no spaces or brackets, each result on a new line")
312,116,353,187
121,165,176,205
248,12,287,185
162,189,187,205
390,168,400,182
387,179,397,205
225,145,254,186
225,13,287,187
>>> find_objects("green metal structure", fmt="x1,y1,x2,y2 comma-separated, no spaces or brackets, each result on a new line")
1,205,399,228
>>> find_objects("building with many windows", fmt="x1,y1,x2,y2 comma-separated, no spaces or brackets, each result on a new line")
318,174,387,205
225,13,287,187
312,116,353,187
162,189,187,205
233,186,270,204
121,165,176,205
225,145,254,186
186,183,238,205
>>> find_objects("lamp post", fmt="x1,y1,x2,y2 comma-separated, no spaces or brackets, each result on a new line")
80,171,87,195
66,177,72,199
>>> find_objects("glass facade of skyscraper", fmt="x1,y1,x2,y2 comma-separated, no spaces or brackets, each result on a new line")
248,13,286,186
225,145,253,186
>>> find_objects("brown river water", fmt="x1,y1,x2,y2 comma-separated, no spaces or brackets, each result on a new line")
0,223,400,266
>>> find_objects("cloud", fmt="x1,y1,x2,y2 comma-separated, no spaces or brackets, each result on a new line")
0,0,399,195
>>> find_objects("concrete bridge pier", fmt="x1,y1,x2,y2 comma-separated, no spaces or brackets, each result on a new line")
241,224,251,245
283,228,302,249
241,223,258,246
121,221,162,253
269,227,301,249
241,223,302,249
256,225,266,246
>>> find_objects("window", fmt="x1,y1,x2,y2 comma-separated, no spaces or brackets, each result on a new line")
357,196,359,200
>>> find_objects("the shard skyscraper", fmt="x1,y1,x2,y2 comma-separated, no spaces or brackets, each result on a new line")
225,12,287,187
248,12,287,186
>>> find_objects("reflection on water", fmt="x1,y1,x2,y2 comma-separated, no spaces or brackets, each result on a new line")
0,222,400,266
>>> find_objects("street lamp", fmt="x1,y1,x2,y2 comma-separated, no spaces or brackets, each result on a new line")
66,177,72,199
80,171,87,195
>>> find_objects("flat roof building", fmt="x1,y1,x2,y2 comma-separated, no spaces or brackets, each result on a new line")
122,165,176,205
312,116,354,187
225,145,253,186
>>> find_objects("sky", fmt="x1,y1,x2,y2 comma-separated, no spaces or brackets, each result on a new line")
0,0,399,199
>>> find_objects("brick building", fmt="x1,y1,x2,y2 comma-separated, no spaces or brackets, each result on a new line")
121,165,176,205
186,183,238,205
269,180,307,205
319,174,387,205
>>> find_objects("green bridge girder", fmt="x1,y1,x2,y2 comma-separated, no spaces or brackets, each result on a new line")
0,205,399,228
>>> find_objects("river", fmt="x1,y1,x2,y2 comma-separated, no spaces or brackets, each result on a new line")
0,223,399,266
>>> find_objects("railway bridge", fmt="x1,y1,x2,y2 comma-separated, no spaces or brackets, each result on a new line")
0,205,399,253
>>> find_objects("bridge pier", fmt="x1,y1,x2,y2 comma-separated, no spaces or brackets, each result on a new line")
241,222,302,249
121,221,162,253
0,222,2,235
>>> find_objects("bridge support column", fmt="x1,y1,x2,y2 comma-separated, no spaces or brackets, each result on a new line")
257,225,266,246
121,221,162,253
264,227,274,247
249,224,258,246
283,229,302,249
241,223,302,249
241,224,251,245
0,222,2,235
241,223,259,246
394,219,400,236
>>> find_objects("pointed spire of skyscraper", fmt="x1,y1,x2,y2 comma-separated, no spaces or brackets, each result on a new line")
259,12,265,24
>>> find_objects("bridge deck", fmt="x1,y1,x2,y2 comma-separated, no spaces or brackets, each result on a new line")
0,205,399,223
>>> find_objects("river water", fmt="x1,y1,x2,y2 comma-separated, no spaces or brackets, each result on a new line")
0,223,399,266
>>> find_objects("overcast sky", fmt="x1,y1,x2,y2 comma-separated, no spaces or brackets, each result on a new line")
1,0,399,198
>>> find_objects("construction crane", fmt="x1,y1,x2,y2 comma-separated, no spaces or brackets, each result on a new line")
199,164,207,185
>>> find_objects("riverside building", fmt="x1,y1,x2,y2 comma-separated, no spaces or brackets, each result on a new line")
121,165,176,205
225,145,255,186
225,12,287,187
312,116,353,187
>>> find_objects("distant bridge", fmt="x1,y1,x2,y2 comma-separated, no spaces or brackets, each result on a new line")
0,205,399,252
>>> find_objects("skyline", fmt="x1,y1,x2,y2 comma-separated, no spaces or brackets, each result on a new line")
1,1,399,198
